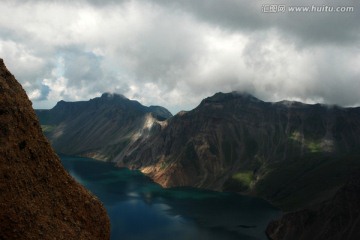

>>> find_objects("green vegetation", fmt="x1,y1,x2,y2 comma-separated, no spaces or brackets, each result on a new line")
40,125,56,133
224,170,255,192
289,131,302,141
232,171,254,188
307,140,322,153
289,131,322,153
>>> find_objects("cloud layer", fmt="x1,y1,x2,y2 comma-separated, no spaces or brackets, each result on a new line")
1,0,359,113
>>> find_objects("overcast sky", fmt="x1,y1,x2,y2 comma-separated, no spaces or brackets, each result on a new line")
1,0,359,113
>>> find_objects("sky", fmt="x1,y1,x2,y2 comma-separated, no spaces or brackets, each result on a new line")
0,0,359,114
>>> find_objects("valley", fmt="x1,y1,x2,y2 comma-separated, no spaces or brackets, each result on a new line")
35,90,360,239
2,55,359,239
36,91,360,212
61,155,280,240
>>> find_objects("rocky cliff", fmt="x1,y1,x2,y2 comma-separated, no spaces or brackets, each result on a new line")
37,91,360,211
113,92,360,208
266,171,360,240
0,59,110,240
36,92,172,160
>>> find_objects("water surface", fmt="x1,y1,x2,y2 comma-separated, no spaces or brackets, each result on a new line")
60,155,281,240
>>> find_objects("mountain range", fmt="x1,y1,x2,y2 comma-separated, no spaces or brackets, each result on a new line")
36,91,360,212
2,55,359,239
36,92,172,160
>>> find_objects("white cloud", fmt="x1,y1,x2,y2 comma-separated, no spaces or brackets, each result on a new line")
0,0,359,113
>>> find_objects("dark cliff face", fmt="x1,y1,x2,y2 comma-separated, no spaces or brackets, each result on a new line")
35,92,172,160
36,89,360,211
266,171,360,240
116,93,360,195
0,59,110,240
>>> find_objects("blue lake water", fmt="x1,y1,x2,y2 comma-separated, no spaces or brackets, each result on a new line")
60,155,281,240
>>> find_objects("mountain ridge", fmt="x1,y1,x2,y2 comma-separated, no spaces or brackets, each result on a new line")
35,87,360,239
37,91,360,211
36,93,173,160
114,92,360,194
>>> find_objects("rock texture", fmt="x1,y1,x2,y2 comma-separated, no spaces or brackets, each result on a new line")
266,171,360,240
0,59,110,240
36,92,172,160
37,91,360,211
115,92,360,194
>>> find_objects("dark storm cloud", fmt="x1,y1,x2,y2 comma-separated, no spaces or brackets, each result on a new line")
11,0,360,45
5,0,360,46
159,0,266,30
157,0,360,46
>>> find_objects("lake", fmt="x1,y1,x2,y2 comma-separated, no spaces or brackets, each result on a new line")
60,155,281,240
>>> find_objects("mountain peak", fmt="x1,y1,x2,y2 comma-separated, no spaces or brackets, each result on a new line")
201,91,261,105
101,92,127,99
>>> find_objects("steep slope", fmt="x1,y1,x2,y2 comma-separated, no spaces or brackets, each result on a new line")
36,90,360,211
115,92,360,209
36,92,172,160
266,171,360,240
0,59,110,240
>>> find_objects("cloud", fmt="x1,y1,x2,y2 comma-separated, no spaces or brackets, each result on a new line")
0,0,359,113
154,0,360,45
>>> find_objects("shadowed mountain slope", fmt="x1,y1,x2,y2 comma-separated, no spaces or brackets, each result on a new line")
116,91,360,239
114,92,360,209
266,171,360,240
36,92,172,160
0,59,110,240
37,91,360,212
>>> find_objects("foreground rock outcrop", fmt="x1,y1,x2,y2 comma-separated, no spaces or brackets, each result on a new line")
266,171,360,240
0,59,110,240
